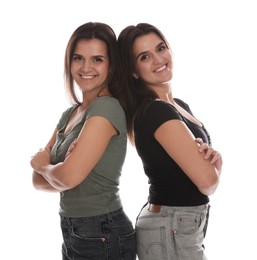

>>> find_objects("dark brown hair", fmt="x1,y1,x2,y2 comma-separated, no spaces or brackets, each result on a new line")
118,23,170,142
64,22,122,104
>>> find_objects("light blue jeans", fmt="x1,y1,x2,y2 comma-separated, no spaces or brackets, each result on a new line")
136,203,210,260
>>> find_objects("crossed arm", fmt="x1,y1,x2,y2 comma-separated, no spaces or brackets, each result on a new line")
155,119,222,196
31,116,117,192
31,117,222,196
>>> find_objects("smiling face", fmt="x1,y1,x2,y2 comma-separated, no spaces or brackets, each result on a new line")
133,32,173,89
71,39,110,96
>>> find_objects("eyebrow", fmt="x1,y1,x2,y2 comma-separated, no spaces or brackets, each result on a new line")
135,41,165,60
73,53,106,58
135,51,147,60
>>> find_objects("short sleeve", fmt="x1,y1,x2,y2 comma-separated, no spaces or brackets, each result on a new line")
85,96,126,134
136,100,183,136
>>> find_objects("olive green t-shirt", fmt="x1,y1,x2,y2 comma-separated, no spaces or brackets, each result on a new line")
50,96,127,217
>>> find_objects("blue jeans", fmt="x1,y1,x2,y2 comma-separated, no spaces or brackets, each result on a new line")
136,204,210,260
61,208,136,260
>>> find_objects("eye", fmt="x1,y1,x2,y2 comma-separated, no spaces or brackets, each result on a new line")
158,44,167,52
139,53,149,61
93,56,104,63
72,54,82,61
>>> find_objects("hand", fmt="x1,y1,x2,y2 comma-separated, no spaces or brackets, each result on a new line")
30,148,50,173
65,139,78,158
195,138,223,173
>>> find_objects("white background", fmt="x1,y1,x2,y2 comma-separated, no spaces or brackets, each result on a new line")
1,0,256,259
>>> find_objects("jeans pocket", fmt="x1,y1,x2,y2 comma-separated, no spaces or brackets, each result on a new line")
172,211,206,259
70,223,109,259
136,226,168,260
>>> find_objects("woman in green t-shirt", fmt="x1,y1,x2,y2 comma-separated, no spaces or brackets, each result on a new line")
30,22,136,260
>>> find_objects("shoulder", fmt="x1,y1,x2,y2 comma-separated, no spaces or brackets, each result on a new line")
89,96,124,114
144,100,181,118
57,105,77,129
61,106,77,117
135,100,182,134
87,96,126,132
174,98,193,115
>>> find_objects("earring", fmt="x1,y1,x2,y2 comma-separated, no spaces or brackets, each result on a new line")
133,73,139,79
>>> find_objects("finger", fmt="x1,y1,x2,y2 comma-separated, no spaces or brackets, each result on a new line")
210,152,222,164
198,143,209,152
195,138,203,145
68,145,74,153
204,148,215,159
45,146,51,153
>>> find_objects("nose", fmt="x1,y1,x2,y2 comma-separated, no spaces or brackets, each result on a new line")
152,53,162,64
80,60,92,72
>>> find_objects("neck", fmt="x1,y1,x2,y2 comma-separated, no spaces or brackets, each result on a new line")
81,87,111,109
153,83,174,104
98,87,111,97
159,93,174,104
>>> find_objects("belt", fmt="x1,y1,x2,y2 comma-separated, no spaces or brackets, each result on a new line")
148,203,161,213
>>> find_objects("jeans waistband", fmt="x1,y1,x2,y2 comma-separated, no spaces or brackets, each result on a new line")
146,203,210,215
60,207,123,223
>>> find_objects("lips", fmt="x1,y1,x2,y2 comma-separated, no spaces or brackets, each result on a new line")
81,75,95,79
154,64,167,73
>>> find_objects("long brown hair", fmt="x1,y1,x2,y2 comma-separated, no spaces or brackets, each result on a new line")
64,22,122,105
118,23,170,142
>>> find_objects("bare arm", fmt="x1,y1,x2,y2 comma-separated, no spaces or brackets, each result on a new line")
32,128,61,192
30,116,117,191
195,137,222,172
32,170,60,192
155,120,222,196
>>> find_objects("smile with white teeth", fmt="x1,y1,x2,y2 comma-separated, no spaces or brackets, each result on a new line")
155,65,166,72
81,75,95,79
